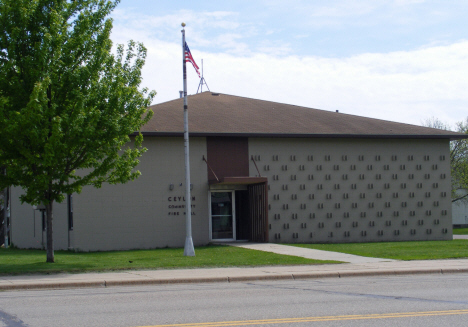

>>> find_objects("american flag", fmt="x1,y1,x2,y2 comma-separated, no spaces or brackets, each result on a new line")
184,42,200,78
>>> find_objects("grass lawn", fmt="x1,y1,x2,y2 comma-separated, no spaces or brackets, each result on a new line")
0,245,340,275
289,240,468,260
453,228,468,235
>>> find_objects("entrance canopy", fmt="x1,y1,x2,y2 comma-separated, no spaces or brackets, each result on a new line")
209,177,268,242
209,176,267,185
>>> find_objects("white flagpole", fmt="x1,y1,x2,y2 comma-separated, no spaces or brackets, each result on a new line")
181,23,195,256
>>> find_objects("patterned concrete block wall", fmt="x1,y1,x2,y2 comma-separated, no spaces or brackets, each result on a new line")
249,138,452,243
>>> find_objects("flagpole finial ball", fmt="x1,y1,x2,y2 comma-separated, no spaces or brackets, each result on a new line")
181,22,186,27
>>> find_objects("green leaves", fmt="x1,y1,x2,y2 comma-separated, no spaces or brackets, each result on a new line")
1,0,154,261
0,0,154,205
450,119,468,202
423,117,468,203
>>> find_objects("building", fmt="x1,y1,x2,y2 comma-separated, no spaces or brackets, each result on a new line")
9,92,466,251
452,190,468,227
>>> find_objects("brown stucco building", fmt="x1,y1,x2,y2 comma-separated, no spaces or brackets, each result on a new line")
10,92,466,250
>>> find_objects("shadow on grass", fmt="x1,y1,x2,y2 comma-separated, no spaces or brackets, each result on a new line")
0,261,98,275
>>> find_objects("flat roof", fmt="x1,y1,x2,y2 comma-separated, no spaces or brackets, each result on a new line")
140,92,466,140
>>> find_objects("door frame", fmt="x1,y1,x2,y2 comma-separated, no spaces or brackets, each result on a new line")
209,190,236,241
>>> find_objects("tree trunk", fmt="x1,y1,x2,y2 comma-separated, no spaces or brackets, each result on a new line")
46,200,54,263
1,190,4,244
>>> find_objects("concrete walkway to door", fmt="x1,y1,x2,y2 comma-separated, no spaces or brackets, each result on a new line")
224,243,397,264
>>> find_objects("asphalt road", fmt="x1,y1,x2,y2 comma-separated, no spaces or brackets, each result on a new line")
1,274,468,327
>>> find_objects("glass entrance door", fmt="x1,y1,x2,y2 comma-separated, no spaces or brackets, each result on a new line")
210,191,235,240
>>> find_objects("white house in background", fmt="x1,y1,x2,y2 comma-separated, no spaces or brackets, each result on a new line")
452,190,468,227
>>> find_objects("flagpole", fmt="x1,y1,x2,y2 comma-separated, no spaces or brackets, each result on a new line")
181,23,195,256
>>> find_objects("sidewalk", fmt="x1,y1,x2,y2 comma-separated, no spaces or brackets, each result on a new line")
227,243,396,264
2,241,468,291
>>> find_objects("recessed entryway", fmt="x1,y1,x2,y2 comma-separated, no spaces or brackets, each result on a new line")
210,191,236,241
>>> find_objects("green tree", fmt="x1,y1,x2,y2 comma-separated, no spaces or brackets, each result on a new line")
0,0,155,262
422,117,468,203
450,118,468,202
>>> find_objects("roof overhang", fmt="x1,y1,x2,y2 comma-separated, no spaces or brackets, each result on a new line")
209,177,268,185
137,132,467,140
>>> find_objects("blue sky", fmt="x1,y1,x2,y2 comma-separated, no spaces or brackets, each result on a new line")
110,0,468,126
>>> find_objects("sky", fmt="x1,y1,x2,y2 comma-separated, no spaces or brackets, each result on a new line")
110,0,468,127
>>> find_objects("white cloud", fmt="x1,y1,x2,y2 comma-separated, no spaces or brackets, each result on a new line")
112,8,248,52
394,0,426,5
131,36,468,127
309,1,377,18
110,3,468,127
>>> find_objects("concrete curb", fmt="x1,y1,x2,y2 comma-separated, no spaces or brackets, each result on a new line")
2,267,468,291
104,276,230,287
0,281,106,291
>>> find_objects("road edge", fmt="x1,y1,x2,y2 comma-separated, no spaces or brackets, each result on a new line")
2,267,468,291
